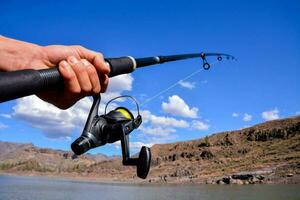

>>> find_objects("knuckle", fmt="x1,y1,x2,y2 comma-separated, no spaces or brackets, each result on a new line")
66,55,73,61
82,59,91,66
74,64,85,73
87,65,97,75
59,60,67,66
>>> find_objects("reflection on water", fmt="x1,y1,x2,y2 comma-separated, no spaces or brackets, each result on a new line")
0,175,299,200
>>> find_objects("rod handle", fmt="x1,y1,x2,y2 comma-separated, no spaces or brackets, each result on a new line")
0,68,62,103
105,56,135,77
0,57,136,103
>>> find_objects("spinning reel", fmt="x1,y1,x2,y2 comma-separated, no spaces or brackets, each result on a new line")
71,95,151,179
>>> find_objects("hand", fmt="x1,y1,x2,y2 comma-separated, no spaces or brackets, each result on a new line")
38,45,110,109
0,36,110,109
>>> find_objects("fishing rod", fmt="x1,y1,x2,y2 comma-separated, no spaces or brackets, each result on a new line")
0,52,235,103
0,52,235,179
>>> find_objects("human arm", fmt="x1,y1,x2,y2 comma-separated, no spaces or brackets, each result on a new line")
0,35,109,109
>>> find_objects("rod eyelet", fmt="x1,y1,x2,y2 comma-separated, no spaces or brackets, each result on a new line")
203,62,210,70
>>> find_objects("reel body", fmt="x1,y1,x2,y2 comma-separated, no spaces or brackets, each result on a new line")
71,95,151,179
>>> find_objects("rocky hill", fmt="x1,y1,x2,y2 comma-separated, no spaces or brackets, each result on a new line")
0,141,110,174
1,116,299,184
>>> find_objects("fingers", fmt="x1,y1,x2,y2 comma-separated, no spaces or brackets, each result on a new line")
58,56,107,100
42,45,110,109
67,56,92,94
74,45,110,75
81,59,101,93
93,53,110,74
59,60,81,95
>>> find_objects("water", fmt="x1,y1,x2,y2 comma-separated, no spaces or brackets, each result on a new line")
0,175,299,200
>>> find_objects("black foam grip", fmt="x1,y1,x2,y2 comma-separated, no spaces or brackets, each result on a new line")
0,57,135,103
106,57,134,77
0,68,63,103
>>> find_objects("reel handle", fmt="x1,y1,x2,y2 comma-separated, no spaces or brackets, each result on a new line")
120,126,151,179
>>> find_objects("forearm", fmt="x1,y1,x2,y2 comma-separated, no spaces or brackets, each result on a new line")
0,35,45,71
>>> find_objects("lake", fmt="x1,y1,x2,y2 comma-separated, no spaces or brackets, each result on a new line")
0,175,299,200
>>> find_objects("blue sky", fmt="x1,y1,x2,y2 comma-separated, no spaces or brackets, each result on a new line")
0,0,299,155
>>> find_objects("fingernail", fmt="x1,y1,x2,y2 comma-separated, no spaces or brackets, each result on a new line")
82,59,90,66
69,56,78,64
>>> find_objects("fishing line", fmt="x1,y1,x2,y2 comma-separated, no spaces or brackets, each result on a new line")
139,60,219,108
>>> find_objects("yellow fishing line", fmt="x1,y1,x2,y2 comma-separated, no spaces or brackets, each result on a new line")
116,108,133,120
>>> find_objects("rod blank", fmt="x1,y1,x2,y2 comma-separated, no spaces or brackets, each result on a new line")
0,52,235,103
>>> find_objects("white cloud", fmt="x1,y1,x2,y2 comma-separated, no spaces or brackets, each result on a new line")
151,115,189,128
135,109,190,144
107,74,133,92
296,111,300,115
136,110,187,140
243,113,252,122
138,110,189,128
101,91,124,103
0,122,8,129
149,115,189,128
178,80,196,89
161,95,198,118
262,108,280,121
13,96,92,139
117,105,209,147
139,126,176,137
232,112,252,122
232,112,239,117
191,120,209,131
101,74,134,103
0,114,11,119
137,126,178,146
138,110,152,123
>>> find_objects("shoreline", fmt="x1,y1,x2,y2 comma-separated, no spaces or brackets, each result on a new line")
0,172,140,185
1,172,299,185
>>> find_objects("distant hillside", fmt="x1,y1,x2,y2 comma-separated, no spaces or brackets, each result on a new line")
1,116,299,184
0,141,110,174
